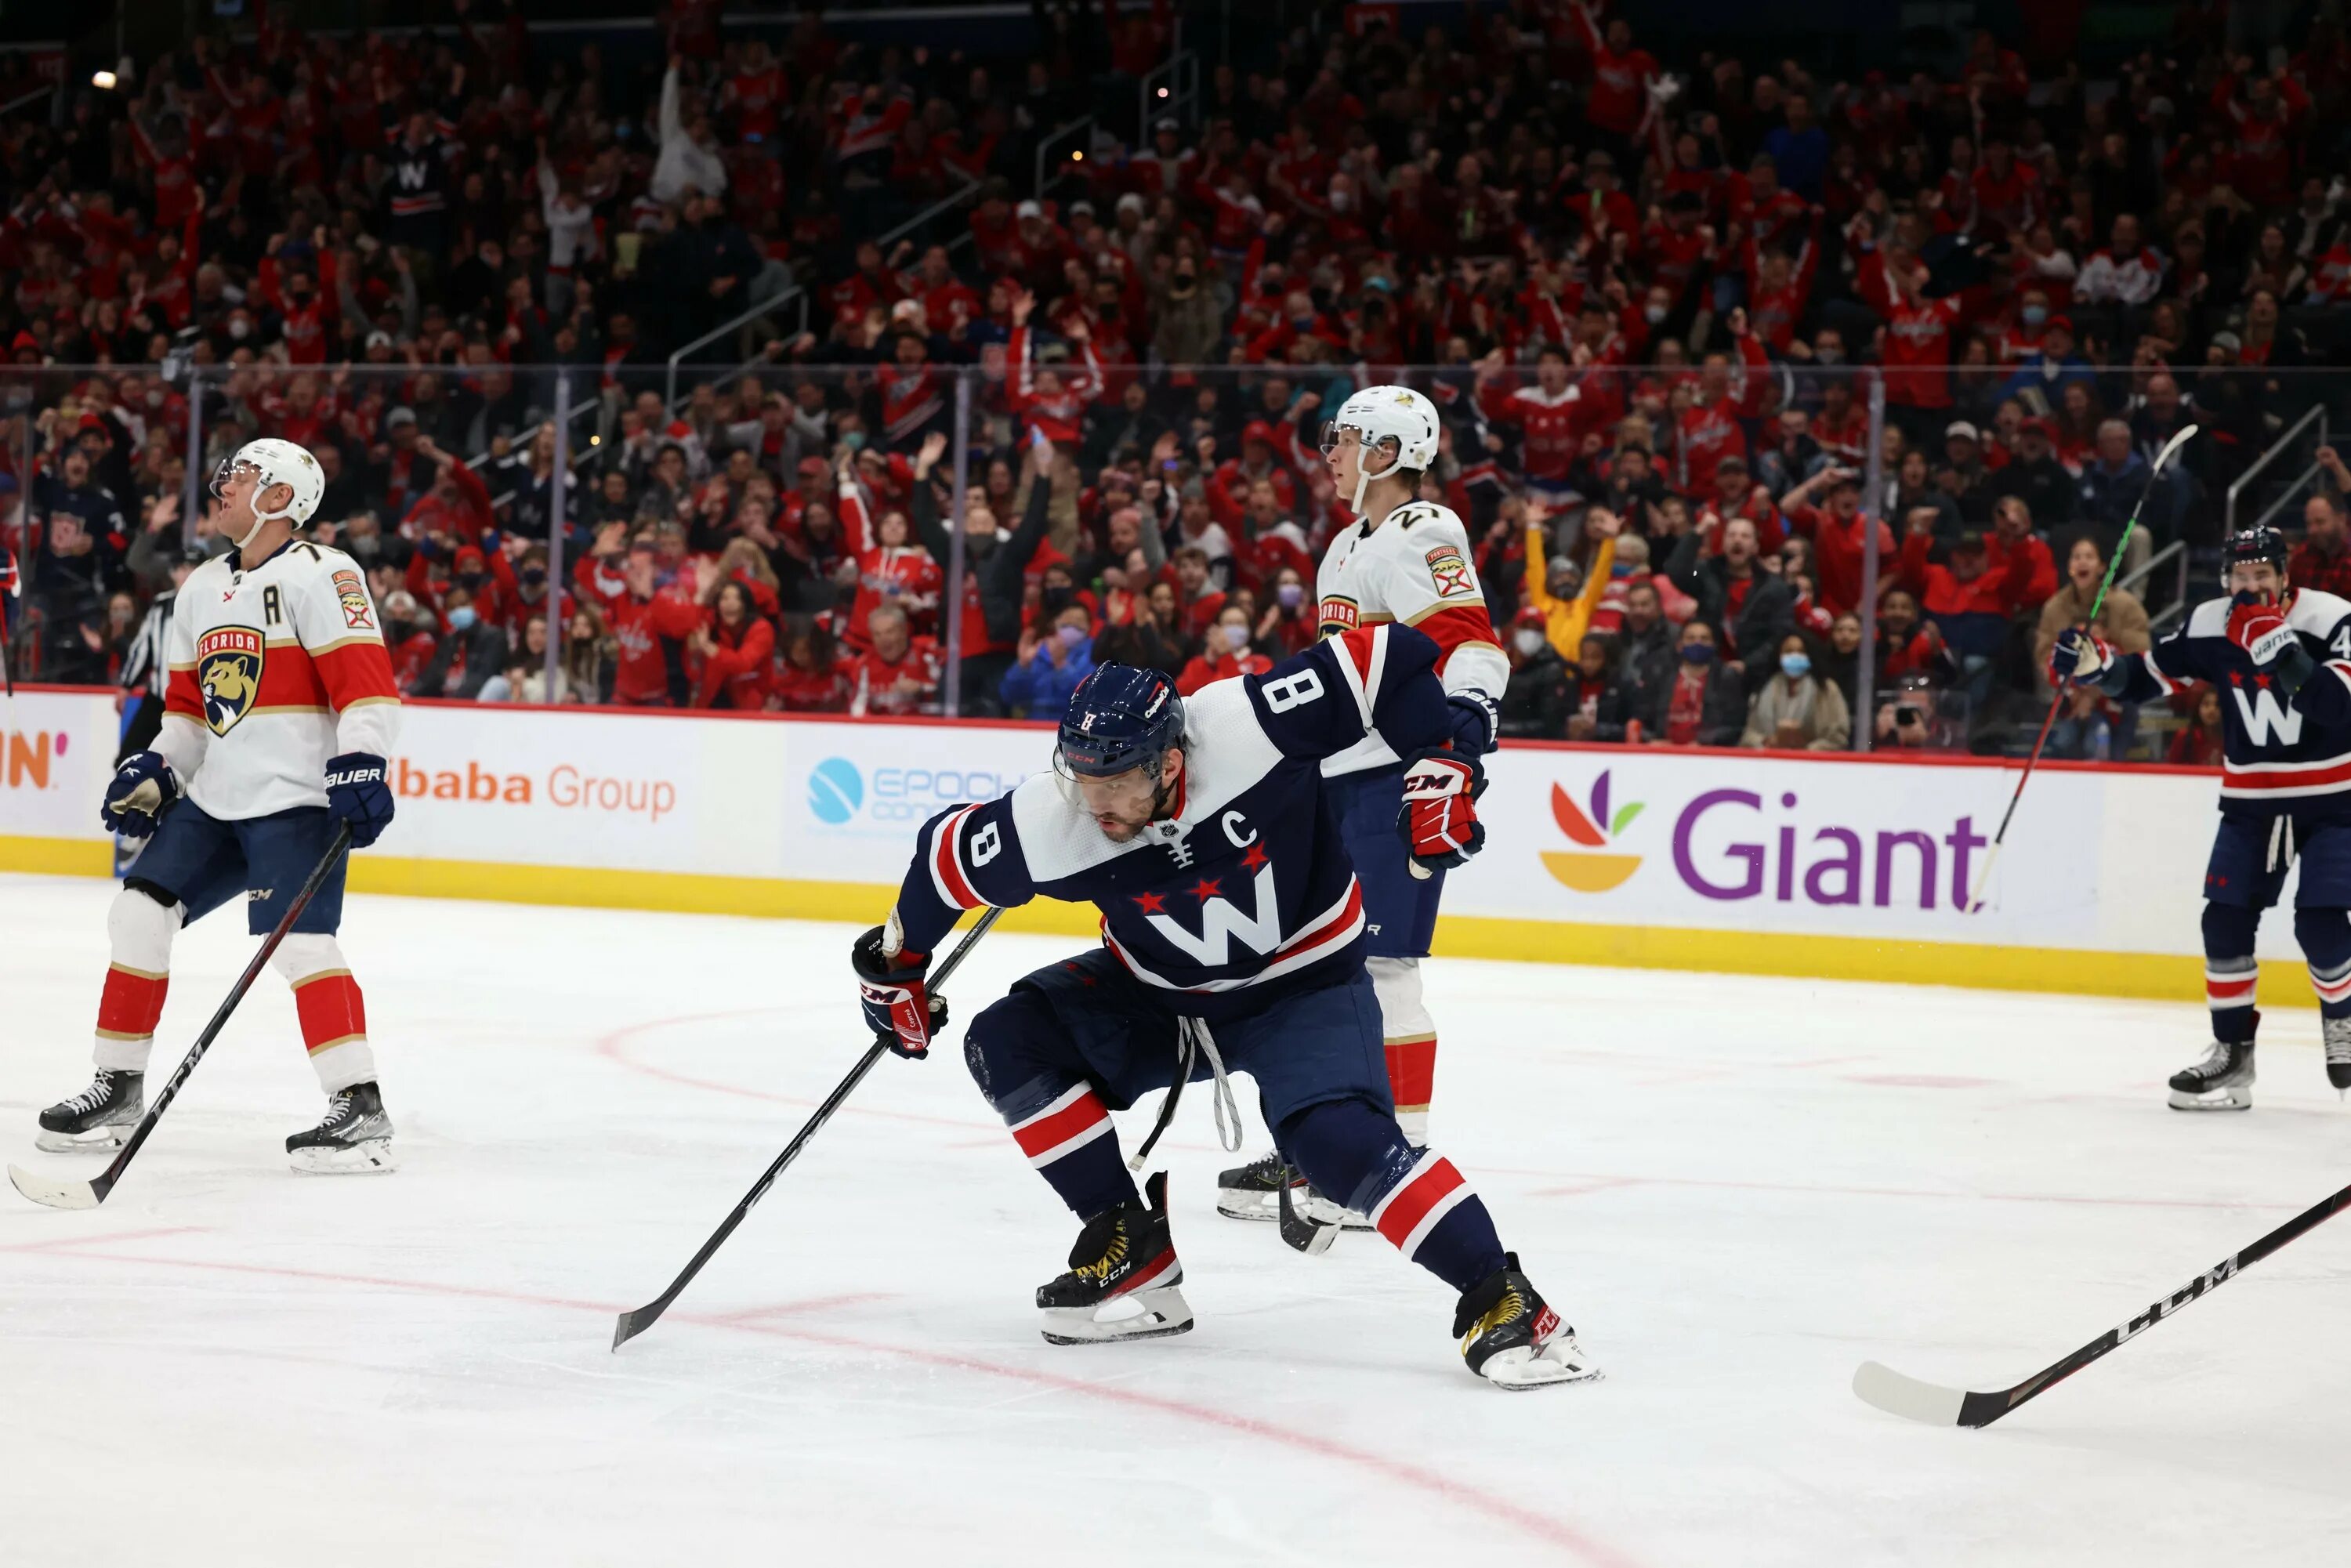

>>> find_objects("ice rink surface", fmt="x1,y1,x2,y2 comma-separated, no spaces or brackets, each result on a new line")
5,873,2351,1566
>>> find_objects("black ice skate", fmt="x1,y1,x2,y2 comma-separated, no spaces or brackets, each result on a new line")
1454,1253,1602,1390
1036,1170,1192,1345
2326,1019,2351,1095
35,1070,143,1153
286,1081,397,1174
1215,1150,1294,1222
2168,1040,2255,1111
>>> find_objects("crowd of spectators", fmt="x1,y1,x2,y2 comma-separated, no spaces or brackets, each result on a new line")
5,1,2351,759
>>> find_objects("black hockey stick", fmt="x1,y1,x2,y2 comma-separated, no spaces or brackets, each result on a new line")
1964,422,2197,913
612,905,1003,1351
9,821,354,1211
1855,1175,2351,1428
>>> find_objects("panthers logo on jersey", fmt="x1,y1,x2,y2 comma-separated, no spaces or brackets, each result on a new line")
331,568,375,630
1424,543,1476,598
196,625,266,736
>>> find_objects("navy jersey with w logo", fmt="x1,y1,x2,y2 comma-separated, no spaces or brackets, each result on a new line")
891,625,1455,1022
2116,588,2351,817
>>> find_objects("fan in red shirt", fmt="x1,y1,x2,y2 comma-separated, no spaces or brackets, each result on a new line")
836,458,944,650
723,42,788,143
1779,466,1889,617
688,580,777,710
379,590,439,695
1476,344,1604,502
773,622,856,712
257,243,340,367
1642,193,1718,309
1205,421,1300,529
1862,248,1967,415
1176,605,1273,695
1740,226,1820,354
1726,157,1814,255
846,603,941,717
1006,301,1103,447
1568,1,1659,143
575,535,708,707
1967,140,2041,242
1670,320,1770,496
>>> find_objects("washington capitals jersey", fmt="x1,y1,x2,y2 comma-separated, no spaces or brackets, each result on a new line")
2115,589,2351,813
1314,499,1506,777
891,625,1455,1021
158,538,403,820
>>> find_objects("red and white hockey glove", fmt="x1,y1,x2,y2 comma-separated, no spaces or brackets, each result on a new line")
2226,593,2315,694
1396,747,1487,881
853,922,947,1059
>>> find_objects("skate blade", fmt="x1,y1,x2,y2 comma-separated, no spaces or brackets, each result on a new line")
1040,1285,1194,1345
289,1138,397,1175
1215,1187,1281,1222
33,1125,132,1154
1477,1337,1605,1390
2167,1087,2253,1111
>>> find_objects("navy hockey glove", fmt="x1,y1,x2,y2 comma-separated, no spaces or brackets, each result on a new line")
1396,747,1487,881
100,751,177,838
2049,627,2128,695
323,752,395,848
853,924,948,1059
1446,690,1500,757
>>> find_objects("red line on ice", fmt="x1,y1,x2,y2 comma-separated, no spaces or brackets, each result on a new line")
21,1244,1644,1568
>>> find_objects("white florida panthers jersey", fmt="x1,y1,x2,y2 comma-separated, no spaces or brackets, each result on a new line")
158,538,404,820
1313,498,1507,776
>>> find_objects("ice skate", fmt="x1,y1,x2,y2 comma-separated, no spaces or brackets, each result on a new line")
1036,1171,1192,1345
2168,1040,2255,1110
287,1081,397,1173
35,1070,143,1153
1455,1253,1602,1390
2326,1018,2351,1095
1215,1150,1293,1221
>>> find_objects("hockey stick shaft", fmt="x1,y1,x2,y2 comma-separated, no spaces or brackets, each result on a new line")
612,904,1004,1349
1965,425,2198,913
9,821,352,1210
1960,1176,2351,1427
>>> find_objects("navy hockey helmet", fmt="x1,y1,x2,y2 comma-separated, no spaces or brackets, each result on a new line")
2222,525,2290,589
1057,664,1185,779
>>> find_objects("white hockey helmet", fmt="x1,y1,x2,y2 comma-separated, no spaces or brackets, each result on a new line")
212,436,325,548
1319,385,1440,509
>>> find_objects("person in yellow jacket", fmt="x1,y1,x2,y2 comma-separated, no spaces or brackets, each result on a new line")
1523,505,1621,660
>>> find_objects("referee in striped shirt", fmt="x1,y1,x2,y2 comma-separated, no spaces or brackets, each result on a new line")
115,544,209,762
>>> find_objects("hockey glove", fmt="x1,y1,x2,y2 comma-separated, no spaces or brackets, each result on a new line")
2227,595,2316,695
853,923,948,1059
1446,690,1500,758
1396,747,1487,881
100,751,177,838
2049,627,2123,693
323,752,395,849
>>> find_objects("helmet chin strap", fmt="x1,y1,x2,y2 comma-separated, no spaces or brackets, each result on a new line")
1351,444,1401,512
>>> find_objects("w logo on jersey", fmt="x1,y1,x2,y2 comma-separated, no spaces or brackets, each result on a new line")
1143,864,1281,967
2231,682,2306,747
196,626,266,736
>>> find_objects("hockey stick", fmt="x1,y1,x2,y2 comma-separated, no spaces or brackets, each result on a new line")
1964,422,2199,914
611,904,1004,1351
9,822,354,1211
1855,1174,2351,1428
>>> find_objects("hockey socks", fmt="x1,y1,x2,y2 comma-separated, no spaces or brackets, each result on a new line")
92,886,178,1074
1002,1081,1138,1221
1281,1098,1507,1292
2203,903,2259,1045
2295,908,2351,1019
274,934,376,1093
1369,957,1435,1145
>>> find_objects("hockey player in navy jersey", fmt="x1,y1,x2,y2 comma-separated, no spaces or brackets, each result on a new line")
849,623,1599,1388
2053,525,2351,1108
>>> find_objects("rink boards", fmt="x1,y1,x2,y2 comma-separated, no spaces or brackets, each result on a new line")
0,686,2297,1005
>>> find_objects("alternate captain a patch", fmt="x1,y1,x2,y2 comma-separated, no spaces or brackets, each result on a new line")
196,625,266,735
331,568,375,630
1424,544,1475,598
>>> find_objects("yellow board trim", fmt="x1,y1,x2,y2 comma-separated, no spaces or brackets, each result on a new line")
0,834,2317,1010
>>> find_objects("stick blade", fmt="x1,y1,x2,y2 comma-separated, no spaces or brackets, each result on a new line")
1853,1360,1969,1426
2152,422,2200,476
611,1300,666,1352
9,1163,102,1211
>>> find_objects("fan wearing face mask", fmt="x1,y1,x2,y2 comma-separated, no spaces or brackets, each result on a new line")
1176,604,1273,695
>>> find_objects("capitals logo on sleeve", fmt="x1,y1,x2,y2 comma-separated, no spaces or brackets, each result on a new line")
331,569,375,630
196,626,266,735
1424,544,1475,598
